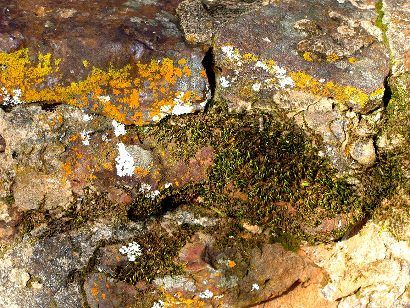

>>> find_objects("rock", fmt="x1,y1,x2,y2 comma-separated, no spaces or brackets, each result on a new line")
349,138,376,166
13,168,72,211
9,268,30,288
212,0,388,173
214,1,388,113
0,220,143,307
383,0,410,76
304,221,410,307
177,0,215,45
0,0,210,125
84,273,141,308
0,201,11,223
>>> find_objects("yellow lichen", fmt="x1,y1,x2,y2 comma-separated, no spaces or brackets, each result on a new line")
289,71,370,107
370,87,385,99
326,53,339,62
348,57,357,64
0,49,206,125
303,52,314,62
160,289,205,307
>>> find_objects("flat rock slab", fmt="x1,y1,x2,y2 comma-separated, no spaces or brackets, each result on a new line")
214,0,389,114
383,0,410,76
0,0,209,125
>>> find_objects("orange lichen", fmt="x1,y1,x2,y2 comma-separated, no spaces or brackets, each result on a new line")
0,49,206,125
228,260,236,268
91,286,99,298
160,289,205,307
220,46,380,109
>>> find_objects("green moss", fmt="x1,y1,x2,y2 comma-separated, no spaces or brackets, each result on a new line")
140,107,372,244
375,0,389,47
2,194,14,206
115,225,194,284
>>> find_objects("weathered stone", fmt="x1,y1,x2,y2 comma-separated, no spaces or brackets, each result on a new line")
383,0,410,76
177,0,215,45
348,138,376,166
177,0,270,45
214,1,388,114
0,0,210,125
84,273,140,308
13,168,73,211
211,0,388,173
0,220,143,307
304,221,410,307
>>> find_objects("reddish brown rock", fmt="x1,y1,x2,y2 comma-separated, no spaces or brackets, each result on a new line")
84,273,143,308
0,0,209,125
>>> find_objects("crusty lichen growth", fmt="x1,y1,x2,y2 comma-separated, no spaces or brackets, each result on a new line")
0,49,207,125
218,46,383,109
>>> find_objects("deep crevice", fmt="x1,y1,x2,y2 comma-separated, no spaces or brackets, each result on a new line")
39,102,62,112
382,73,393,108
202,47,216,100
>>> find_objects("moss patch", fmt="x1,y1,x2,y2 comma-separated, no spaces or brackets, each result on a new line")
114,225,195,284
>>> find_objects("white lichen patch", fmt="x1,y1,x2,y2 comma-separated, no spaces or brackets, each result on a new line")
1,88,23,106
199,289,214,299
151,300,165,308
254,61,294,89
119,241,142,262
221,45,243,66
115,142,135,177
112,120,126,137
251,283,260,291
82,113,93,122
80,130,92,146
139,183,160,200
275,67,295,88
252,82,262,92
97,95,111,103
172,92,194,115
219,76,231,88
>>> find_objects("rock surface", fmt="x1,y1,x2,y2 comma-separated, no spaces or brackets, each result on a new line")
211,0,388,172
0,0,409,307
0,0,210,125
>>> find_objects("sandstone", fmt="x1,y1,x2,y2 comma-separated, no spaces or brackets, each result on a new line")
214,1,389,114
304,221,410,307
383,0,410,76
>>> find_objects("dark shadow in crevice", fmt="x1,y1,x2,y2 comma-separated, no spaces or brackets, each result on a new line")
126,194,183,222
38,102,62,112
382,73,393,108
202,47,216,99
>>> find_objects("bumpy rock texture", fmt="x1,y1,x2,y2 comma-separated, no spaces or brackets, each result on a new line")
0,0,210,125
0,0,410,307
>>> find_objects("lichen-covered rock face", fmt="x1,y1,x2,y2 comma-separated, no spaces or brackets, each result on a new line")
0,0,210,125
214,0,388,113
1,0,410,307
212,0,389,171
383,0,410,76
